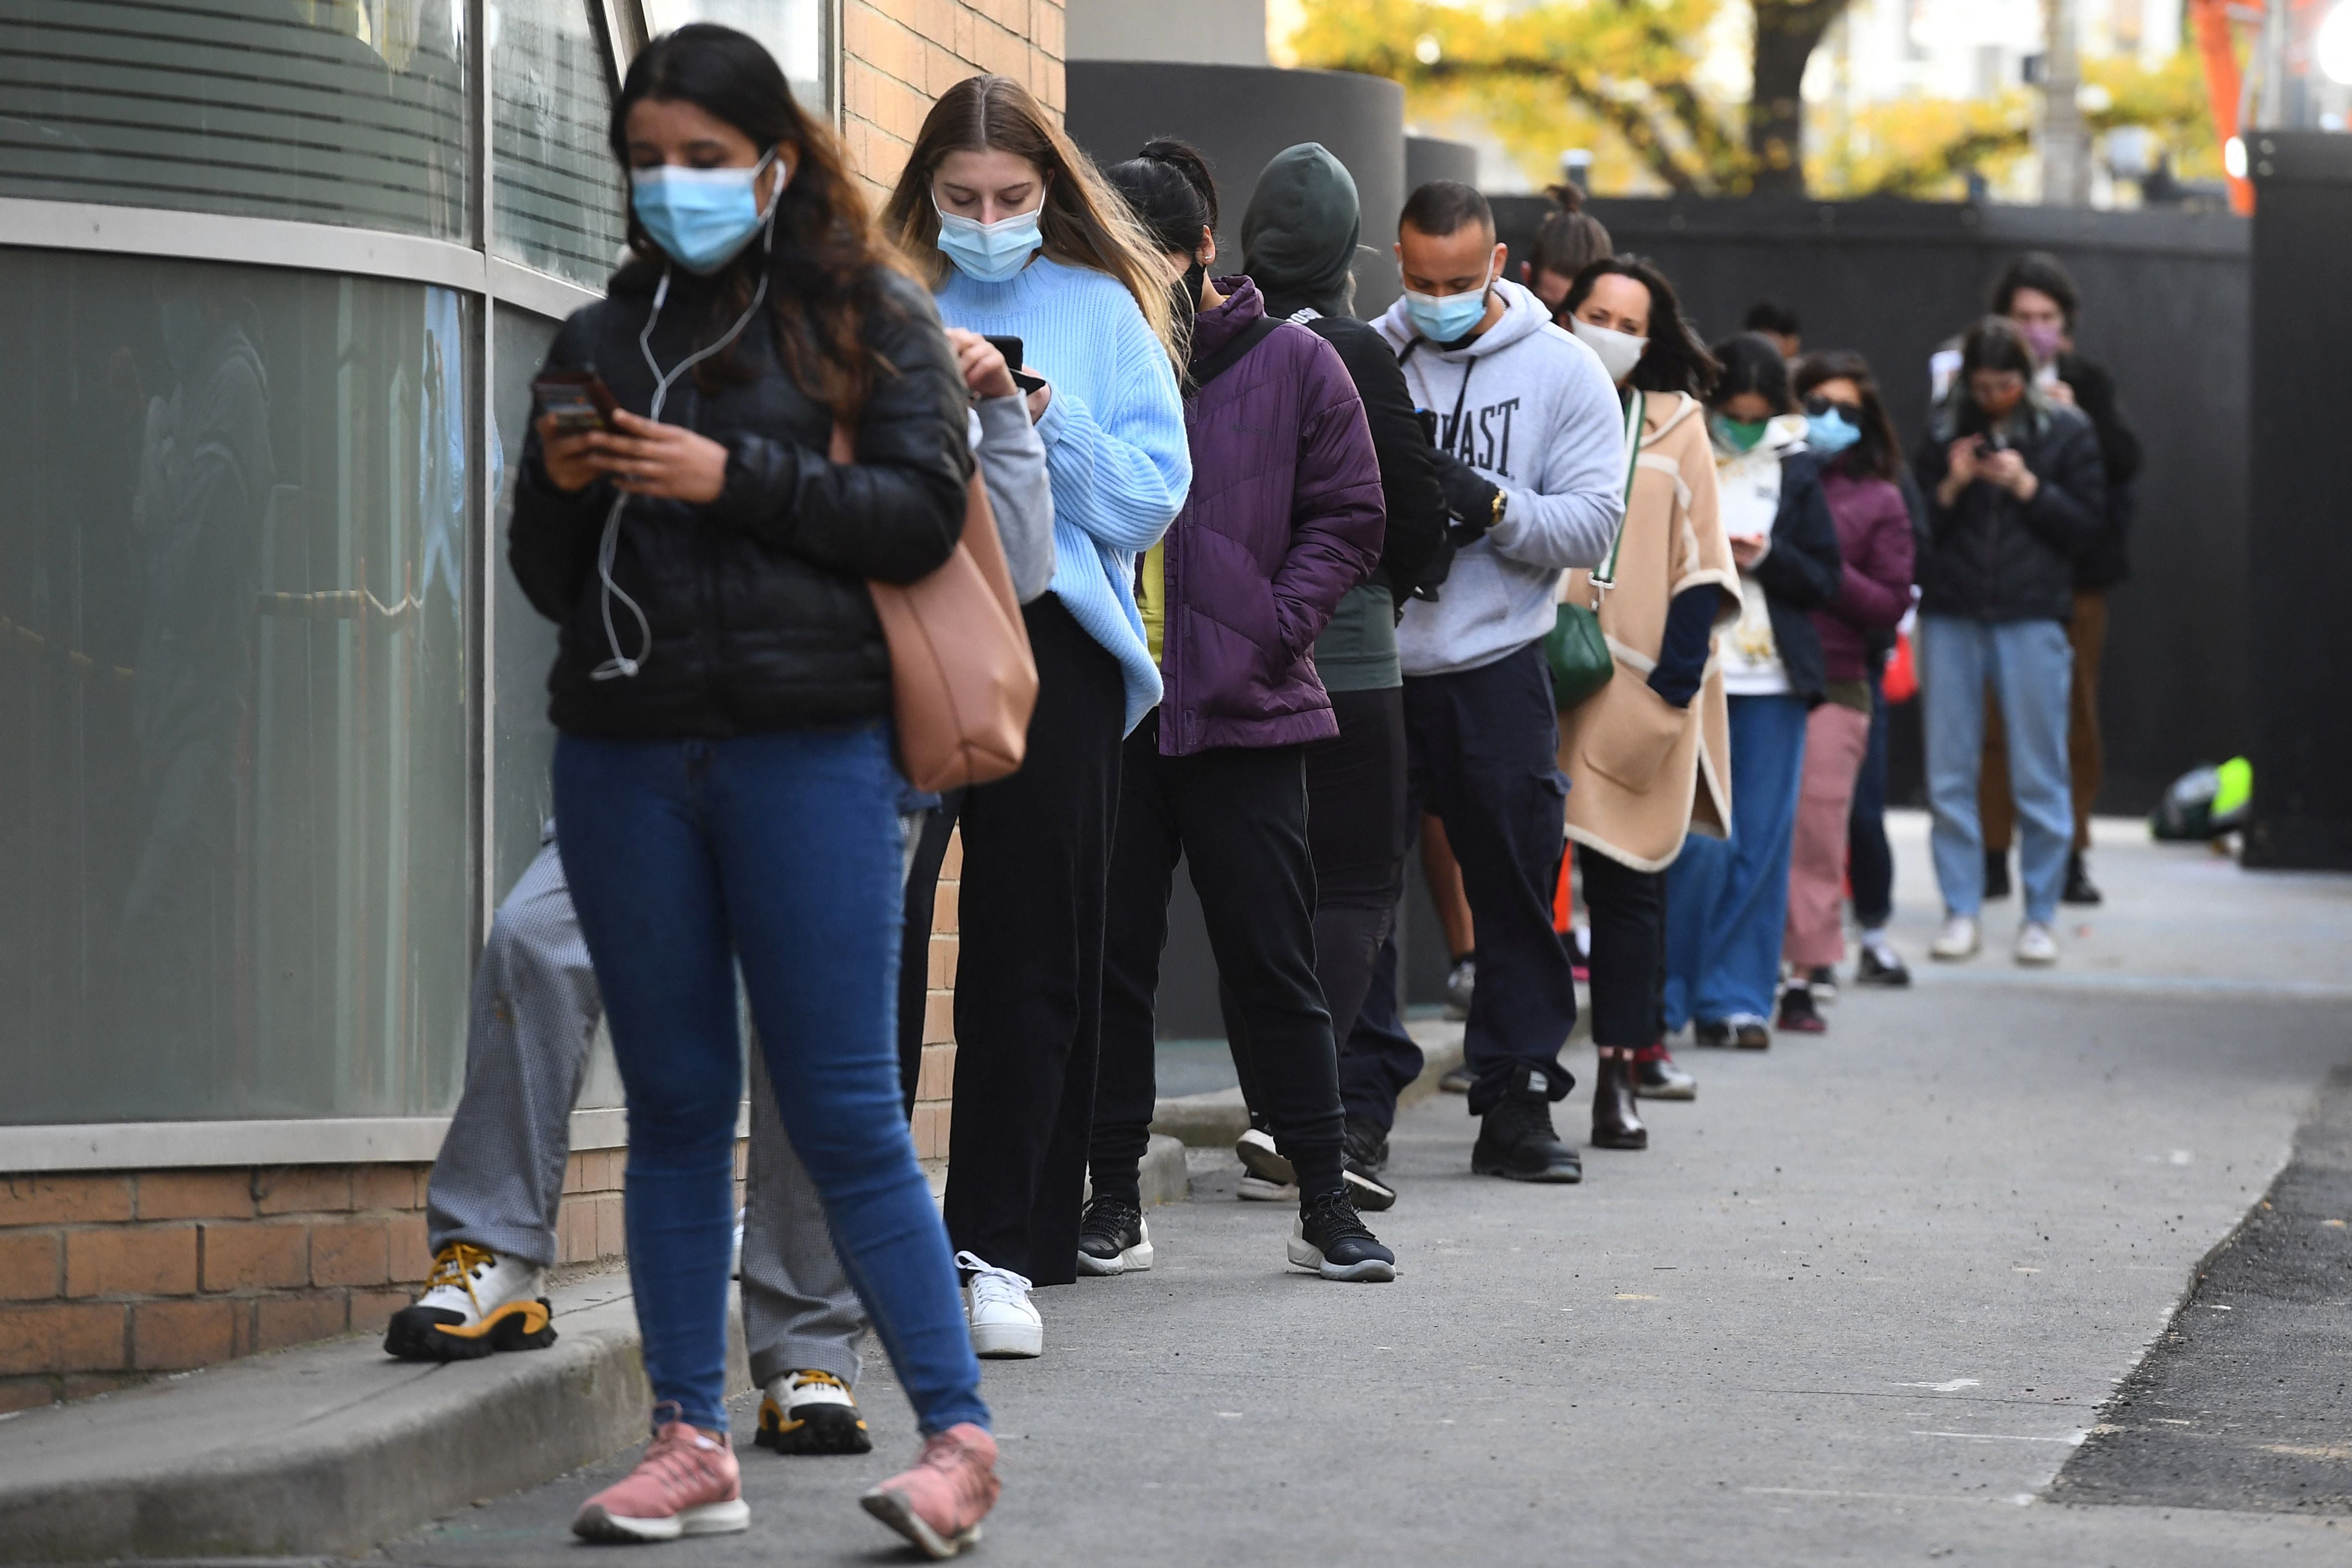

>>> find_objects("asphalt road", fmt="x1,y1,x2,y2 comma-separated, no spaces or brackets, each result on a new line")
386,820,2352,1566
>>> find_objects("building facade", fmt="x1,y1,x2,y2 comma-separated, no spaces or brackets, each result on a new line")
0,0,1056,1411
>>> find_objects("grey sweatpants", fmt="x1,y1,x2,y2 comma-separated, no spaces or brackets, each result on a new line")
423,833,872,1389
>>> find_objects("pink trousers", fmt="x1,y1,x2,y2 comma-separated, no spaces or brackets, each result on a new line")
1783,702,1872,969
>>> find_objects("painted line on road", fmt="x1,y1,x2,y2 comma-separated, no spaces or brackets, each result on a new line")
1742,1487,2034,1506
1912,1429,2087,1444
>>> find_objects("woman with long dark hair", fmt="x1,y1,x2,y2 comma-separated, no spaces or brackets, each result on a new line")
880,76,1190,1356
1082,141,1394,1279
1661,334,1843,1051
512,26,995,1552
1774,350,1914,1032
1553,255,1737,1141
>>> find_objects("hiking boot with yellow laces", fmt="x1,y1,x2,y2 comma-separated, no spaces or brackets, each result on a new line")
754,1368,872,1455
383,1242,556,1362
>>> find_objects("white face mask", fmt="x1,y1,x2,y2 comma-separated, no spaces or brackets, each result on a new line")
1571,318,1648,385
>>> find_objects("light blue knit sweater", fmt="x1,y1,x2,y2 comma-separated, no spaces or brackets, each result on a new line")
935,257,1190,733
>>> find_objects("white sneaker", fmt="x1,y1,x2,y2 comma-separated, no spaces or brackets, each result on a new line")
956,1250,1042,1359
1237,1174,1299,1202
1929,914,1981,961
2015,921,2058,966
1235,1127,1296,1189
382,1243,553,1361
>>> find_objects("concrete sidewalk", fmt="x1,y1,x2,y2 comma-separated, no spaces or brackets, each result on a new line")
387,816,2352,1566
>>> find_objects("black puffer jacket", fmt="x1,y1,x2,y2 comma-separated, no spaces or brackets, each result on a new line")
1746,448,1845,706
511,264,970,738
1910,397,2106,624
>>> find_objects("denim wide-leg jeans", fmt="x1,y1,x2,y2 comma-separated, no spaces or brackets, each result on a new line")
1664,692,1809,1028
1917,614,2074,927
553,726,986,1437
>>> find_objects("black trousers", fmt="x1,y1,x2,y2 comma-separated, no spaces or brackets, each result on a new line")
1340,926,1422,1133
1579,847,1666,1049
1224,686,1409,1134
897,795,964,1118
941,598,1125,1287
1847,667,1894,930
1092,712,1346,1203
1404,642,1579,1115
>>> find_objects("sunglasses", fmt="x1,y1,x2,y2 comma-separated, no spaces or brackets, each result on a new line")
1802,394,1863,421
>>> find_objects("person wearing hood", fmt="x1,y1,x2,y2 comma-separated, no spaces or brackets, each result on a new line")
1911,316,2106,967
1374,179,1626,1184
1553,255,1740,1147
1083,142,1395,1284
1661,334,1842,1052
1228,141,1447,1208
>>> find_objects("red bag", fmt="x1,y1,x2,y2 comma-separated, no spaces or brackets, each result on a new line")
1883,630,1918,705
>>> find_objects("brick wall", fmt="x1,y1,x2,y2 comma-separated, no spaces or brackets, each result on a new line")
840,0,1068,195
911,830,961,1178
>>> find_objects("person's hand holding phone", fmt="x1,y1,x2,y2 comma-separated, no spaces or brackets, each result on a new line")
945,328,1019,400
535,408,731,503
1980,447,2036,501
1936,434,1982,508
1025,380,1052,421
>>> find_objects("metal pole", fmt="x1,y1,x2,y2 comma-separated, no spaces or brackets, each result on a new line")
2041,0,2092,205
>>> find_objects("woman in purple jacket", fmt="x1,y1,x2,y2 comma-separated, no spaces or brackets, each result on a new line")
1777,351,1916,1033
1081,142,1396,1282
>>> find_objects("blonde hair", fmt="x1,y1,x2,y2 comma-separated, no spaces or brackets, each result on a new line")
883,74,1179,368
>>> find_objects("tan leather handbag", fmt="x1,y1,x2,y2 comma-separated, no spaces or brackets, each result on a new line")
831,423,1037,791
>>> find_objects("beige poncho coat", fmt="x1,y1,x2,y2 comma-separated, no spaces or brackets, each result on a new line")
1556,392,1740,873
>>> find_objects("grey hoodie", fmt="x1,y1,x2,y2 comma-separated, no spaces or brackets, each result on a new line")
1375,277,1625,677
967,393,1055,604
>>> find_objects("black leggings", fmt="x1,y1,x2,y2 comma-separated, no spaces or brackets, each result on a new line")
1580,847,1666,1050
1225,686,1408,1132
1093,714,1344,1204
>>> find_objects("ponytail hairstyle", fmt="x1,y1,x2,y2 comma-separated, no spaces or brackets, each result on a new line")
1560,254,1718,399
609,24,906,420
883,74,1178,367
1527,183,1613,289
1103,139,1219,357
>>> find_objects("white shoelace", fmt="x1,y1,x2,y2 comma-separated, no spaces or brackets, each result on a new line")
954,1250,1033,1309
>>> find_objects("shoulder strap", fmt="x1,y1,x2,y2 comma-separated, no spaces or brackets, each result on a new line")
1589,391,1644,593
1187,316,1280,394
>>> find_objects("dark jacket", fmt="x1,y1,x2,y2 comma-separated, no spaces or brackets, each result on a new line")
511,264,970,739
1810,465,1914,684
1910,396,2107,624
2053,351,2141,590
1747,449,1845,705
1159,277,1384,755
1266,304,1448,603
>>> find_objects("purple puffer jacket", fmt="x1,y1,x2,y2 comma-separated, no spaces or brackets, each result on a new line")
1158,277,1384,755
1810,465,1915,683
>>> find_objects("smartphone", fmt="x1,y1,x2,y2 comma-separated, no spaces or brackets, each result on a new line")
982,333,1047,395
534,367,618,433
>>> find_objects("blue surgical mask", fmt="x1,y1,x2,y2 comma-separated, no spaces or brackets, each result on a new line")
631,151,778,275
1403,266,1494,344
935,203,1043,283
1805,407,1861,455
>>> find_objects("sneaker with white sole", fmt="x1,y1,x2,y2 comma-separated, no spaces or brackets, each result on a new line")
755,1369,871,1455
1929,914,1981,961
956,1251,1042,1358
1236,1173,1298,1202
572,1416,751,1542
383,1243,556,1362
2015,921,2059,966
1287,1190,1397,1282
1075,1196,1154,1273
1234,1126,1294,1188
860,1422,999,1559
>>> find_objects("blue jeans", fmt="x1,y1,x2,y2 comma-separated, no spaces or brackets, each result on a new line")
1918,615,2073,925
553,727,986,1437
1665,693,1807,1027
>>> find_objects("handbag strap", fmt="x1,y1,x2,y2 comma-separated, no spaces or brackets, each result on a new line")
1588,390,1645,595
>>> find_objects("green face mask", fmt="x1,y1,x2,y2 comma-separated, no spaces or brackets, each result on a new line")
1712,412,1768,453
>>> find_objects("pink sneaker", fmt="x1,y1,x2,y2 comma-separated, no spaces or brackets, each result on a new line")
572,1420,751,1543
858,1422,1000,1559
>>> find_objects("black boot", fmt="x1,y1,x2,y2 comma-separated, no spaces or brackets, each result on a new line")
1471,1065,1582,1183
1590,1048,1648,1150
1983,847,2012,900
2063,850,2104,906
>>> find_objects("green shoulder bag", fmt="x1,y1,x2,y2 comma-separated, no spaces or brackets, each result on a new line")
1544,391,1644,710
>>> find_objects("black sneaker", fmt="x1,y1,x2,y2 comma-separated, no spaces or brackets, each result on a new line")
1076,1196,1151,1276
1342,1120,1396,1212
1983,848,2012,900
1804,965,1839,1002
1438,1064,1474,1094
1471,1075,1582,1183
1775,986,1825,1034
1855,942,1911,987
1287,1190,1396,1281
1692,1019,1733,1048
2063,850,2104,906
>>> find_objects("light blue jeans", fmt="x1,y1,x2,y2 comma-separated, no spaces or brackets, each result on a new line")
1665,692,1809,1028
1918,615,2074,926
